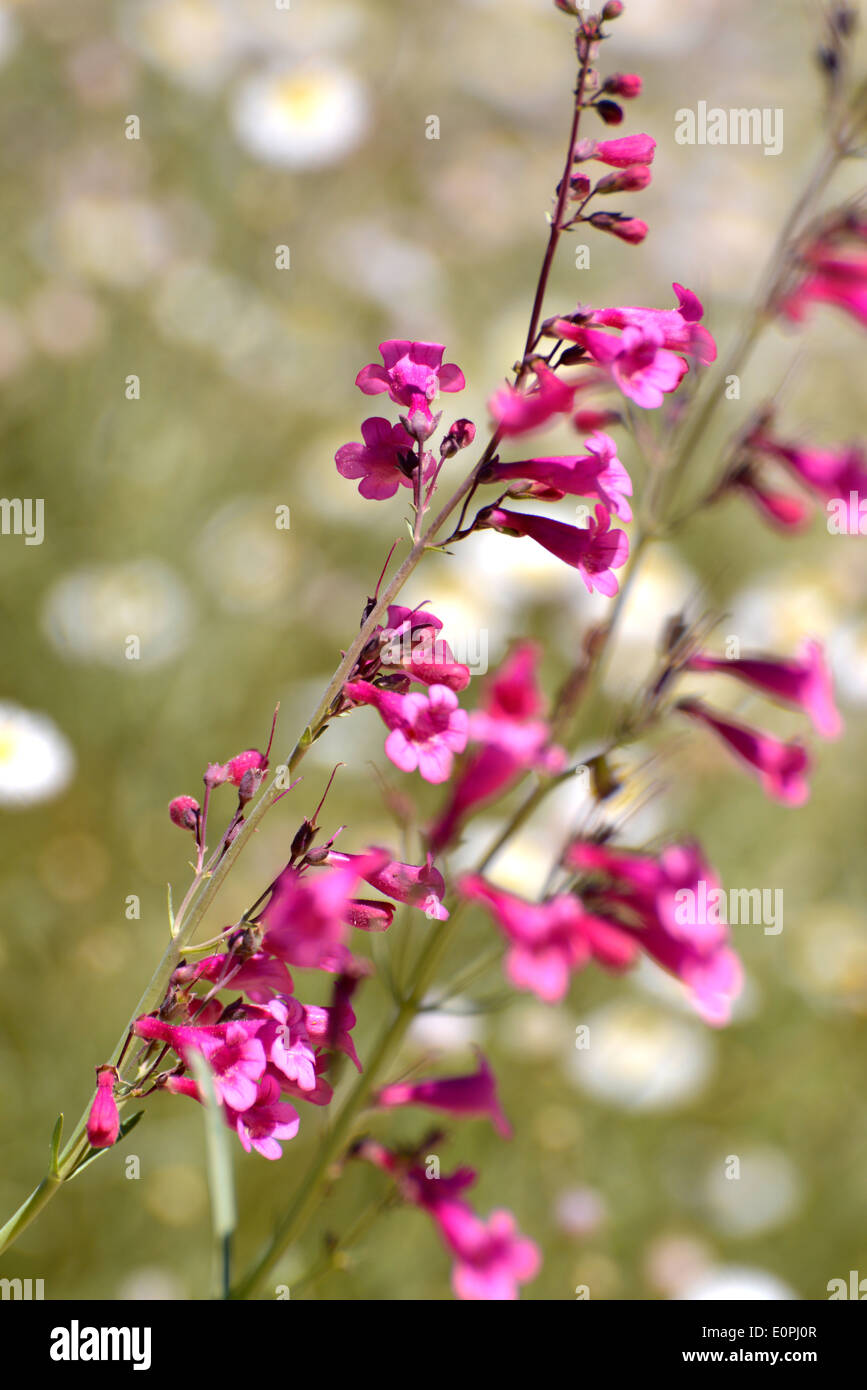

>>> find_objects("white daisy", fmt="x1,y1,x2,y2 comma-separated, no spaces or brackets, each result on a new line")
0,703,75,806
230,64,369,170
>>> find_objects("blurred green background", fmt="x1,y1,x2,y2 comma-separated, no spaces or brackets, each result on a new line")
0,0,865,1301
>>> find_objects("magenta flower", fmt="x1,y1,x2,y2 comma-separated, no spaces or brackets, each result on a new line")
258,995,318,1093
686,641,841,740
748,431,867,530
568,839,743,1024
343,679,469,783
227,1074,300,1161
329,848,449,920
459,875,637,1002
86,1065,120,1149
480,430,633,521
588,213,649,244
488,363,576,437
586,132,657,167
729,466,812,532
355,340,465,421
343,898,395,931
375,1050,512,1137
569,323,688,408
262,857,385,969
134,1016,267,1112
480,503,629,595
335,417,417,500
379,627,472,692
781,239,867,330
677,698,811,806
304,996,362,1072
430,643,567,852
585,282,717,363
180,951,295,1003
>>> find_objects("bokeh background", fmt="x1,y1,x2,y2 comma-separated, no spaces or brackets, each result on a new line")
0,0,865,1301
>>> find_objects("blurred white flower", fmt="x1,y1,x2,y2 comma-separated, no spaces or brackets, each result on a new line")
121,0,244,92
703,1145,803,1237
55,195,172,288
231,64,369,169
568,999,714,1111
830,618,867,705
407,999,486,1052
554,1187,607,1238
42,560,193,670
195,496,295,612
677,1265,797,1301
0,704,75,807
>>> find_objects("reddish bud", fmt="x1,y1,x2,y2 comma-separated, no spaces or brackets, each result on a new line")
588,212,648,243
602,1,625,18
594,164,652,194
603,73,642,98
225,749,267,785
169,795,200,832
204,762,229,788
87,1065,120,1149
573,408,622,431
440,418,477,458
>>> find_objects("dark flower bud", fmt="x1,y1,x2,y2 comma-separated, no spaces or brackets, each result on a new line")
594,99,624,126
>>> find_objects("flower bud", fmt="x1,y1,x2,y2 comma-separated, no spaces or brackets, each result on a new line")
594,164,652,194
440,418,477,458
603,72,642,98
594,99,624,126
169,795,200,832
87,1065,120,1149
225,749,267,785
238,766,265,806
587,211,648,243
602,1,625,18
204,761,229,788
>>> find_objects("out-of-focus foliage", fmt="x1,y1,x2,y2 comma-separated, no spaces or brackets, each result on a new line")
0,0,865,1301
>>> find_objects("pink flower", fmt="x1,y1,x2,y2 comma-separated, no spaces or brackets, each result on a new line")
568,839,742,1025
379,626,471,692
329,848,449,920
677,698,811,807
343,898,395,931
480,430,632,521
179,951,295,1003
228,1074,300,1160
86,1065,120,1149
686,641,841,740
335,417,417,500
586,133,656,167
603,73,643,98
568,323,688,408
415,1182,540,1301
729,466,812,532
133,1016,267,1112
358,1145,539,1301
258,995,318,1093
479,503,629,595
594,165,652,193
459,875,637,1002
262,856,385,969
584,282,717,364
355,340,465,421
748,431,867,530
375,1049,512,1137
488,363,576,437
304,993,362,1072
780,243,867,329
343,679,469,783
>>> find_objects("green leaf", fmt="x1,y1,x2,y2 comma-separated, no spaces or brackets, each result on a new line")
188,1052,237,1243
66,1111,145,1182
48,1114,63,1177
